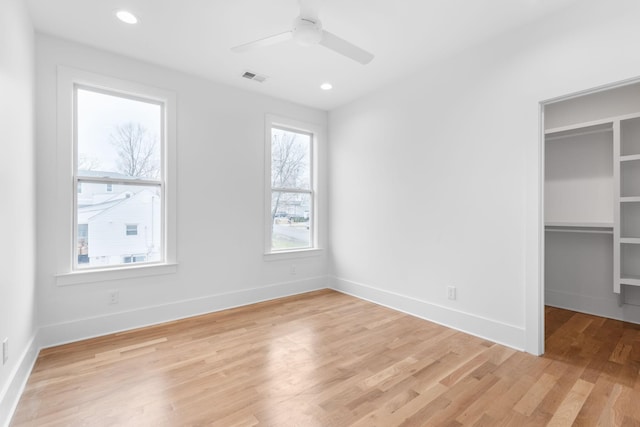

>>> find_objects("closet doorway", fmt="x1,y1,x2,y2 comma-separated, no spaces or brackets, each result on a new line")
542,79,640,344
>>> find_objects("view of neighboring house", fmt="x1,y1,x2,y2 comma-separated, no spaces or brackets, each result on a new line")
77,170,161,267
273,197,310,221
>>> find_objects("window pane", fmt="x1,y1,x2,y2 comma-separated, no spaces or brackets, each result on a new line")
271,192,311,250
76,87,162,181
126,224,138,236
77,183,162,268
271,128,311,190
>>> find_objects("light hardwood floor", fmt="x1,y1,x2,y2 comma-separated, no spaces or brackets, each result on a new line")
10,290,640,426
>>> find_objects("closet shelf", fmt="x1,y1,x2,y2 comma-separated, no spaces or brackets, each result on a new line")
621,238,640,244
621,197,640,203
620,154,640,162
620,275,640,287
545,121,613,140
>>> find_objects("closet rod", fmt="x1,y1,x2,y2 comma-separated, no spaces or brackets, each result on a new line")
545,227,613,235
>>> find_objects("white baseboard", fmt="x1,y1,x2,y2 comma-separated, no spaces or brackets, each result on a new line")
329,276,526,351
545,288,640,324
0,332,40,427
39,276,327,349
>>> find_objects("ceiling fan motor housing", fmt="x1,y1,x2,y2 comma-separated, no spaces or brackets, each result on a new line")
292,16,323,46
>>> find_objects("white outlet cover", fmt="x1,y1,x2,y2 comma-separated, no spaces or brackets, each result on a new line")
109,290,119,304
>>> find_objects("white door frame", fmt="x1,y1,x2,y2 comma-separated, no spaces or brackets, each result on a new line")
532,76,640,355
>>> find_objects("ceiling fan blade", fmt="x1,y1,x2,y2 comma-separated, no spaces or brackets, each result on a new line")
319,30,374,65
231,31,293,53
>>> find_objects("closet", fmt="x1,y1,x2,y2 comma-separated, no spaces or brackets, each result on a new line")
544,82,640,321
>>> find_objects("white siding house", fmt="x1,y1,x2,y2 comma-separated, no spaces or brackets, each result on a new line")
77,171,161,267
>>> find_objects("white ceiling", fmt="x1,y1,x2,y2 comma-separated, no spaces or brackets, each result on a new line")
27,0,581,111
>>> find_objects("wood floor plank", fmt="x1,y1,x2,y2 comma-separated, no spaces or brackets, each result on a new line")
546,378,594,426
10,292,640,426
513,372,557,416
593,381,624,426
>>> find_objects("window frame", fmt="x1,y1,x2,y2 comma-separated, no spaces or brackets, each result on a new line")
55,66,177,286
264,115,322,256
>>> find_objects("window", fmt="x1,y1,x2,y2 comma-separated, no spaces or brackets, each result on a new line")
123,255,146,263
125,224,138,236
266,117,318,253
56,67,177,285
74,86,163,269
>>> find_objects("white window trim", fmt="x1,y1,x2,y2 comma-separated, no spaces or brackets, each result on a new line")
55,66,177,286
264,114,324,257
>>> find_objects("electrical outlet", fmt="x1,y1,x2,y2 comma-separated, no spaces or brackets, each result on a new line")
290,264,297,275
2,338,8,365
447,286,457,301
109,290,119,305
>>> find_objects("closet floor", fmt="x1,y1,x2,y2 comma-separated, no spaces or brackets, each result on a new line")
543,305,640,425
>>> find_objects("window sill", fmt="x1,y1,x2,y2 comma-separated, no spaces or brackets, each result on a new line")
56,263,178,286
263,248,323,262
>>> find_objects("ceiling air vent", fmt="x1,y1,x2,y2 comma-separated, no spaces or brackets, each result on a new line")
242,71,267,83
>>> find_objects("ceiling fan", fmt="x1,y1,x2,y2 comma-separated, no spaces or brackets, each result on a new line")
231,0,374,65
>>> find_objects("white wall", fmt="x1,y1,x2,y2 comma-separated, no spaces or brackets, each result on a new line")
328,0,640,353
0,0,37,421
545,130,613,225
35,35,328,347
545,83,640,130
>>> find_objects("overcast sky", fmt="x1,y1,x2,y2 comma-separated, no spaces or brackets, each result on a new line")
77,87,161,174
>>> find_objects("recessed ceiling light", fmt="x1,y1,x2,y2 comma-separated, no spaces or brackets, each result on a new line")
116,10,138,24
320,82,333,91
